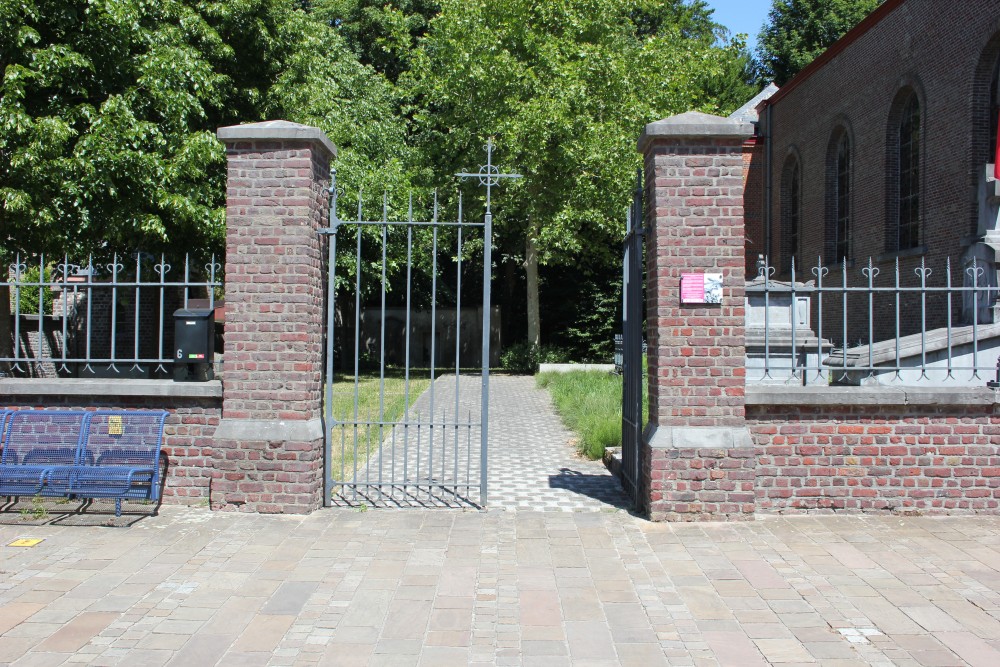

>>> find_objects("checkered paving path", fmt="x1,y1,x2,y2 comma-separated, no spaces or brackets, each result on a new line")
487,375,629,513
332,374,629,512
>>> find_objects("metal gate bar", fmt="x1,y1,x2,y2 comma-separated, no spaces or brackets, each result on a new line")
322,186,485,507
321,142,519,508
620,170,645,505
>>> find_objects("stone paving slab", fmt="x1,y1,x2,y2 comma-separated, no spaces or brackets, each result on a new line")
332,375,629,512
2,374,999,664
1,509,1000,665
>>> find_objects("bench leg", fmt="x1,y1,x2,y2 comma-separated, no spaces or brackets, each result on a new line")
115,498,122,518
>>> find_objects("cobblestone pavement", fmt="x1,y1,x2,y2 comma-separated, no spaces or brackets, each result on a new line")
4,379,999,665
2,509,1000,665
486,375,629,512
332,374,629,512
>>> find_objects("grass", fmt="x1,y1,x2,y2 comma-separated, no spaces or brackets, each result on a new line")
536,369,647,460
19,495,48,521
327,368,432,481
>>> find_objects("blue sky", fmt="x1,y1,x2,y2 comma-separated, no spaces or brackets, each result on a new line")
704,0,773,52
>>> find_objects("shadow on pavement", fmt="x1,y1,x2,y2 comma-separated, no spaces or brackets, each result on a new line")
547,467,632,510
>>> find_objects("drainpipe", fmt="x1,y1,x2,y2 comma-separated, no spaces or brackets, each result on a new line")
764,101,773,264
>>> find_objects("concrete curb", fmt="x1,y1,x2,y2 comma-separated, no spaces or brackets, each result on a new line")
0,378,222,399
746,384,999,406
538,363,616,374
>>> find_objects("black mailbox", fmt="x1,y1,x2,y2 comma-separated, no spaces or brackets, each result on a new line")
173,308,215,382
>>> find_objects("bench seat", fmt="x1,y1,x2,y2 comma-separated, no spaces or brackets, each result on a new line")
0,411,88,497
0,409,168,516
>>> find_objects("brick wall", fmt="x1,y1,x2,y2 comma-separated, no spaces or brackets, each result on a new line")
756,0,1000,342
640,389,1000,519
0,122,336,517
219,136,328,421
212,121,334,514
0,385,221,502
645,446,756,522
8,283,187,378
747,389,1000,514
12,316,63,378
642,128,750,430
70,286,185,369
639,112,755,521
638,107,1000,521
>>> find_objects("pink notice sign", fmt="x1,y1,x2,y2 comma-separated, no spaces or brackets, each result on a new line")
680,272,723,304
680,273,705,304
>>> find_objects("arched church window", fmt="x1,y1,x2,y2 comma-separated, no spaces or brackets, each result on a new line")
897,95,921,251
831,132,851,263
990,58,999,162
781,155,801,272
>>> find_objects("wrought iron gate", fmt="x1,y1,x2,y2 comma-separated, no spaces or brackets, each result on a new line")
321,143,519,508
620,171,645,505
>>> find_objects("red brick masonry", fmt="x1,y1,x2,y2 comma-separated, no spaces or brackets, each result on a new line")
749,393,1000,515
637,109,1000,521
642,133,750,431
212,121,334,514
0,382,222,503
639,112,757,522
644,387,1000,520
646,445,756,522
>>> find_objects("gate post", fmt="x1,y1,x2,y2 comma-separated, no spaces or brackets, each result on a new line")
638,111,755,521
213,121,335,514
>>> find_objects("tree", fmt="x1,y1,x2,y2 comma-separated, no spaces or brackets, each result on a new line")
267,10,413,200
311,0,440,82
757,0,884,86
704,36,761,117
405,0,747,349
2,0,271,257
0,0,408,255
0,0,409,367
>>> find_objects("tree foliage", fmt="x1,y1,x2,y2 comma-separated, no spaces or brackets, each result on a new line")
4,0,251,255
757,0,884,86
266,9,412,201
0,0,405,259
312,0,440,82
0,0,763,359
404,0,749,347
408,0,746,259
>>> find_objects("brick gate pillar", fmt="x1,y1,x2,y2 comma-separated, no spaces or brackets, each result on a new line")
638,111,756,521
213,121,335,514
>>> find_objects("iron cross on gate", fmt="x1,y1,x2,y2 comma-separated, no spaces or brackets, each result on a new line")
456,138,520,508
456,138,522,213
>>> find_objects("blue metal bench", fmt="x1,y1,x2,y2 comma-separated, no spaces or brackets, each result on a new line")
0,410,89,498
71,411,168,516
0,409,168,516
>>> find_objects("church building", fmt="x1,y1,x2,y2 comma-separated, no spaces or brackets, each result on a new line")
741,0,1000,340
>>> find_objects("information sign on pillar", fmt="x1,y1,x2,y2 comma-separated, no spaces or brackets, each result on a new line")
637,110,756,522
680,273,723,304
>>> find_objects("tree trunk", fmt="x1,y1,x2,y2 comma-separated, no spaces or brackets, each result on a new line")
502,254,518,347
525,232,540,347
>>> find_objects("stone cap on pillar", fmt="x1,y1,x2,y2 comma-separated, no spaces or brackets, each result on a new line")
217,120,337,159
638,111,754,153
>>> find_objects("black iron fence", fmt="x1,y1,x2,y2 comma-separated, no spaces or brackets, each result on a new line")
1,253,221,378
748,255,1000,386
620,172,644,505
